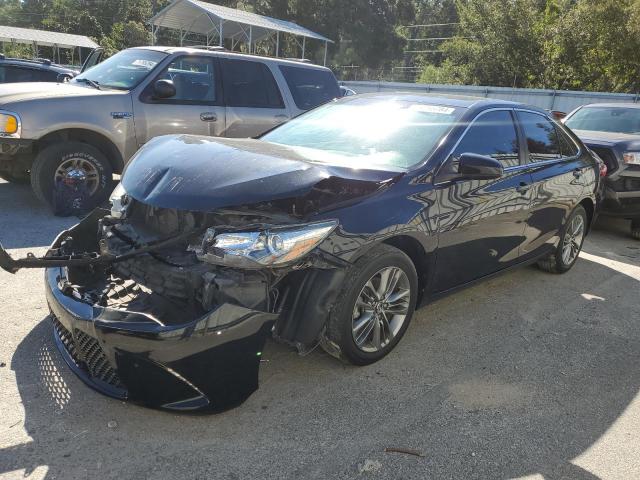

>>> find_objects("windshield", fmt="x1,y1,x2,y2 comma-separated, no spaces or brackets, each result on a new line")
565,106,640,135
261,98,462,170
74,49,167,90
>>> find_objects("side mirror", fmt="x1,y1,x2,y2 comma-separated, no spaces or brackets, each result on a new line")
57,73,72,83
153,79,176,99
457,153,504,180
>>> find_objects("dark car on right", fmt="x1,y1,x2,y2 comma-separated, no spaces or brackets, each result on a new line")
564,103,640,238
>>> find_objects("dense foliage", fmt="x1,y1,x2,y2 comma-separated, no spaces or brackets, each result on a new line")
1,0,640,92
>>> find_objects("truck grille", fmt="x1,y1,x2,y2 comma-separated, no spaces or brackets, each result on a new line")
52,316,124,389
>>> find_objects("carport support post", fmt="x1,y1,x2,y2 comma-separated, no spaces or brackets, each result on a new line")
302,36,306,60
323,41,328,66
276,31,280,58
219,18,223,47
249,26,253,54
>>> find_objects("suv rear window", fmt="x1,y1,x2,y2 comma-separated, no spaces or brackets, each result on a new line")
0,65,58,83
221,59,284,108
279,65,340,110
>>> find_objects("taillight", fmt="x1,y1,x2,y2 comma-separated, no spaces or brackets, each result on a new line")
599,161,608,177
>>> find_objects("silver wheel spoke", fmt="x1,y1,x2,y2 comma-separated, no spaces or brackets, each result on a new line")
383,268,402,300
353,311,374,333
355,315,376,346
372,319,382,350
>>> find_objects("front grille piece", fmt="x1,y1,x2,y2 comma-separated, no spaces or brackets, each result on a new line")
52,317,124,389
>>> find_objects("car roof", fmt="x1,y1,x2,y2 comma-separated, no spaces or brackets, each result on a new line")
0,57,76,73
343,92,544,113
580,103,640,109
135,45,332,71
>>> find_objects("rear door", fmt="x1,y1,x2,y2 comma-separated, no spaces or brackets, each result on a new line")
133,55,225,145
434,109,534,291
278,65,341,113
220,58,290,137
516,110,588,257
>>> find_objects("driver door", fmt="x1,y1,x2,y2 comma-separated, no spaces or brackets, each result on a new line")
433,109,534,292
132,55,225,146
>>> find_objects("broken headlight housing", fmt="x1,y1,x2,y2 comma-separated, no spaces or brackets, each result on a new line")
195,220,338,268
109,182,131,219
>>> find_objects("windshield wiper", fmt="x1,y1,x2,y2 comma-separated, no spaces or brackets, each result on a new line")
75,78,101,90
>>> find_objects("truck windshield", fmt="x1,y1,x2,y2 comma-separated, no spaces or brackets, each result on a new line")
565,106,640,135
262,97,462,170
73,49,167,91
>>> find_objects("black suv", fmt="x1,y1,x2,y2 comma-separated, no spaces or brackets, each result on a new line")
564,103,640,239
0,55,78,83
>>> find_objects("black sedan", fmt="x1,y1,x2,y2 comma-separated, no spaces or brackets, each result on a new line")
0,94,600,412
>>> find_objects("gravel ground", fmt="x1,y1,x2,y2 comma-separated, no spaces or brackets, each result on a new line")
1,178,639,480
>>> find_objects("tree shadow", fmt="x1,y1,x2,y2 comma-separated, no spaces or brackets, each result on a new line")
1,242,639,479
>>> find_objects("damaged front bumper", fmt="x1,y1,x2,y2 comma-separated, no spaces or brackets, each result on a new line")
45,262,277,412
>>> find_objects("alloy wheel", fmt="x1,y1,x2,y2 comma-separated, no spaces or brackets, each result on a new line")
54,157,100,195
351,266,411,353
561,214,585,265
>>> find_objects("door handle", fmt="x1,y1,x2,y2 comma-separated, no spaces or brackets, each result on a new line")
573,168,583,178
200,112,217,122
274,114,288,120
516,182,531,195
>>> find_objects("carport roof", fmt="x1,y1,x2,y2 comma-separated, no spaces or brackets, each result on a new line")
149,0,332,43
0,25,99,49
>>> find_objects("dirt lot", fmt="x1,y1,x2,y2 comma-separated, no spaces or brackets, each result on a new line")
0,178,639,480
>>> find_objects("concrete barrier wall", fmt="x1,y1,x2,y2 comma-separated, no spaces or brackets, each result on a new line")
341,81,640,113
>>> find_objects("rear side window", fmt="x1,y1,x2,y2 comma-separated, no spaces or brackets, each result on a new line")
0,65,57,82
557,126,580,157
221,59,284,108
279,65,340,110
453,110,520,168
518,111,561,162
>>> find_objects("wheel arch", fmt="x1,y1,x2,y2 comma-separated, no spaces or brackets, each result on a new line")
381,234,432,304
35,128,124,173
578,197,595,232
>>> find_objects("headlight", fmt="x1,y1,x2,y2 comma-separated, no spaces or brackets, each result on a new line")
195,220,338,268
0,112,20,138
109,182,131,218
623,152,640,165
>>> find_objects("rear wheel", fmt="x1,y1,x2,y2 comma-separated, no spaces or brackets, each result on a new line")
537,205,587,274
324,244,418,365
30,142,113,210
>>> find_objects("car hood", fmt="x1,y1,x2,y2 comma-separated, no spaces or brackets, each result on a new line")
573,129,640,149
0,81,123,106
121,135,403,214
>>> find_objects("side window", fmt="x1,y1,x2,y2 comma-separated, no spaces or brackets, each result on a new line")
452,110,520,168
518,111,561,162
220,59,284,109
154,56,217,103
557,126,580,158
1,66,39,82
279,65,341,110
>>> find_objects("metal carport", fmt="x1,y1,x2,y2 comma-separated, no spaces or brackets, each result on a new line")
149,0,333,65
0,25,99,65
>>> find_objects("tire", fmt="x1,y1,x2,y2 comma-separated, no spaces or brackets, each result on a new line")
30,142,113,210
0,170,29,184
323,244,418,365
632,219,640,240
537,205,588,274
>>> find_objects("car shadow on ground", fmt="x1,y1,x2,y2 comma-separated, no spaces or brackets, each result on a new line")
1,229,639,479
0,181,77,250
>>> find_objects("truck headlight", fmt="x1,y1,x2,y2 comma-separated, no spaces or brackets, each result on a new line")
0,112,20,138
109,182,131,218
623,152,640,165
195,220,338,268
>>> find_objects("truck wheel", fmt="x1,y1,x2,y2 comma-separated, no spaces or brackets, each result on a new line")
30,142,113,209
632,220,640,240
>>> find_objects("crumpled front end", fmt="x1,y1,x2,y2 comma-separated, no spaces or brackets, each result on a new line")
40,200,346,412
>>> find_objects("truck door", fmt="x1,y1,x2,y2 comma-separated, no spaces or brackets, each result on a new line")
133,55,225,146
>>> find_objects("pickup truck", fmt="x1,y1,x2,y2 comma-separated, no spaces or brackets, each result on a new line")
0,46,340,210
564,103,640,239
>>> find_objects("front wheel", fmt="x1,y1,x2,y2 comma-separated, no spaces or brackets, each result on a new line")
323,244,418,365
30,142,113,211
537,205,587,274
